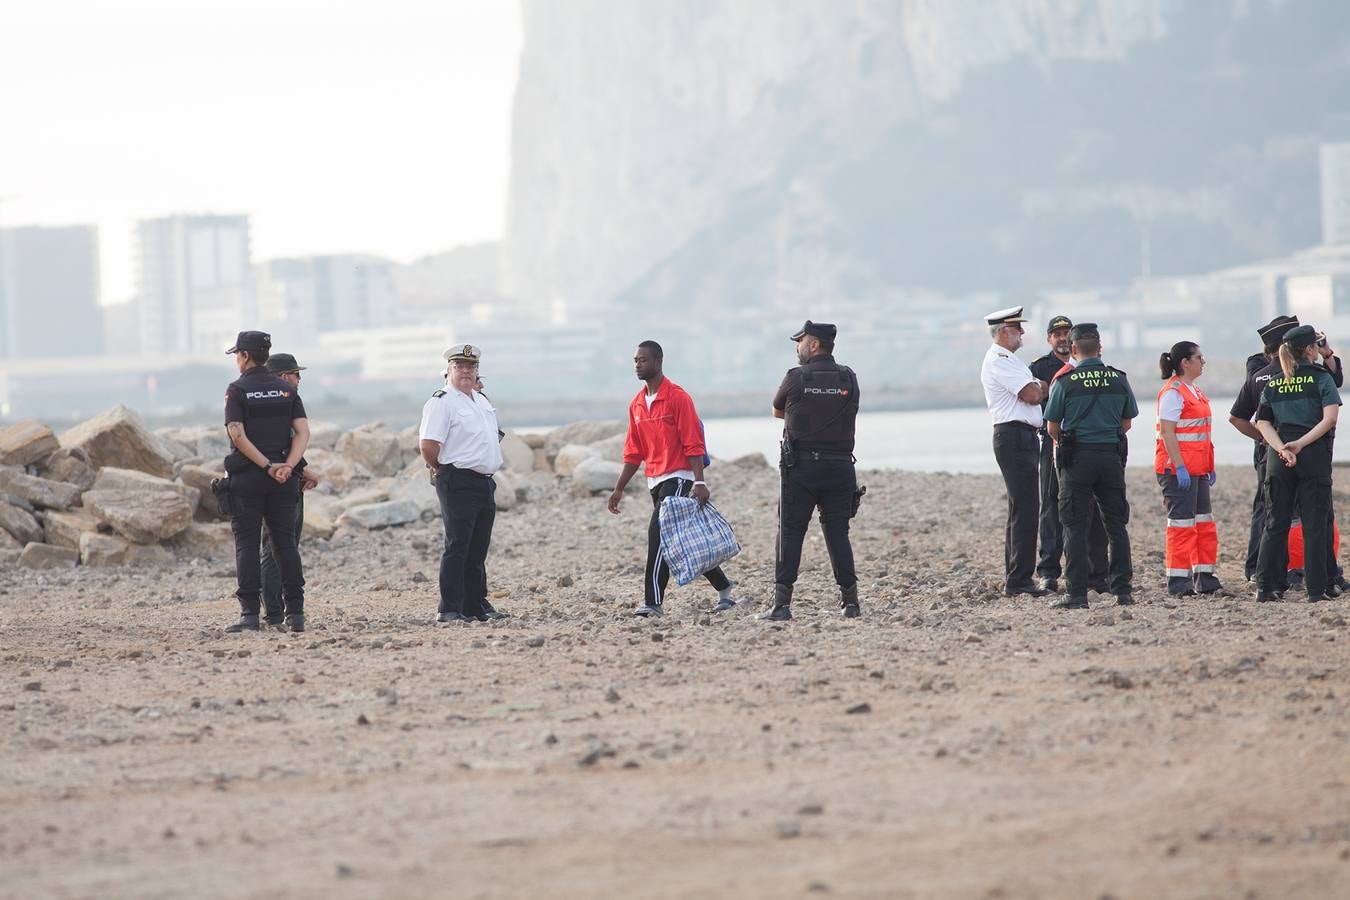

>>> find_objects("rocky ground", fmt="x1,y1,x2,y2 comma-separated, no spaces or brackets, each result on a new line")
3,451,1350,898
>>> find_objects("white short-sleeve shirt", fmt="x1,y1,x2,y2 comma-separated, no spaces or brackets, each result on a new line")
981,343,1043,427
418,388,504,474
1157,381,1200,422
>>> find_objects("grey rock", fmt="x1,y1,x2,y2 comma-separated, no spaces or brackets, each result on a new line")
0,468,82,510
39,447,96,491
544,421,626,458
40,510,99,550
167,523,234,560
335,425,404,477
571,457,629,495
337,499,420,530
0,420,60,467
0,502,44,545
82,489,194,543
92,467,201,515
59,404,176,478
554,443,599,476
499,430,534,472
19,542,79,570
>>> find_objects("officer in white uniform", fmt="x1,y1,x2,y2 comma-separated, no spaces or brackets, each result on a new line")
981,306,1049,598
419,343,507,623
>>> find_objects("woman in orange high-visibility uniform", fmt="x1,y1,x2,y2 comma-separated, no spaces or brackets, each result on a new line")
1156,341,1221,596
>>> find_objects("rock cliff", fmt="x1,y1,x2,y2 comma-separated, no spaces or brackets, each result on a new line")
502,0,1350,311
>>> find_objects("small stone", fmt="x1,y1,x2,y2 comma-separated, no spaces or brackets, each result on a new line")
557,574,574,587
963,634,983,644
797,803,824,816
650,632,664,642
775,821,801,839
604,686,621,703
234,649,251,659
845,702,871,715
335,863,354,878
356,714,370,726
291,674,305,685
542,732,558,745
23,681,42,691
411,571,428,583
525,635,546,648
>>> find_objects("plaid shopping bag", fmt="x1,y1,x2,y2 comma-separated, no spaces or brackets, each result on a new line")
658,495,742,586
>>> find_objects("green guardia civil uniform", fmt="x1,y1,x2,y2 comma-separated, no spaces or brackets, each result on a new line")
1254,361,1341,596
1044,357,1140,600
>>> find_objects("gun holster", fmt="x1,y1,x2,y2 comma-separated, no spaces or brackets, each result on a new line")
851,484,867,518
1056,432,1077,471
779,437,797,469
210,476,239,518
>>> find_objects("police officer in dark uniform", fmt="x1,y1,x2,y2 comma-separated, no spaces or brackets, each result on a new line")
761,320,861,621
259,352,318,627
1254,325,1342,603
1043,323,1139,609
221,331,310,633
1029,314,1108,593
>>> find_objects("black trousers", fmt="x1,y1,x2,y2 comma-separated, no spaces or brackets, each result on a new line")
1245,445,1269,581
1257,439,1333,596
230,467,305,617
775,458,857,590
261,488,305,622
644,478,730,606
1058,446,1133,598
993,423,1040,590
436,465,496,617
1036,432,1108,583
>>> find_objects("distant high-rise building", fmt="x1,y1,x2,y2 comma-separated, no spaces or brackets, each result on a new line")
0,224,102,359
135,214,253,354
1320,142,1350,245
256,254,397,345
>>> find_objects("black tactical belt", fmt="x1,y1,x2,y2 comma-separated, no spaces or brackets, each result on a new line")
446,464,493,479
994,421,1038,432
799,449,855,462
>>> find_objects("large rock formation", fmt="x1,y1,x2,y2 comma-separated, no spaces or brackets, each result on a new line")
502,0,1350,312
59,405,176,479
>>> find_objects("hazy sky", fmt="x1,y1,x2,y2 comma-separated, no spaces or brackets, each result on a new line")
0,0,521,304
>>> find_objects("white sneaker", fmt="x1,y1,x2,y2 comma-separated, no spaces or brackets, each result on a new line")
633,603,662,617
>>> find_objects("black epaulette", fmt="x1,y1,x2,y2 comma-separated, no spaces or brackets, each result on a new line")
432,389,446,398
1108,365,1127,375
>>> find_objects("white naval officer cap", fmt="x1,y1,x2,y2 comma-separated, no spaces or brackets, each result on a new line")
984,306,1028,326
443,343,482,364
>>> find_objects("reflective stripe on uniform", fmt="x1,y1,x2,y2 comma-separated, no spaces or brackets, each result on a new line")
1166,567,1192,577
1192,564,1216,574
1174,433,1210,442
1168,518,1196,528
1195,513,1215,523
1175,416,1211,428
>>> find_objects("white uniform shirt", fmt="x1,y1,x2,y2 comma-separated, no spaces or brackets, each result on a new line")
419,387,504,474
1157,381,1200,422
981,343,1043,427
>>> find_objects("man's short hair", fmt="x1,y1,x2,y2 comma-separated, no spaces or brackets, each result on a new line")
818,339,835,354
638,340,663,360
1074,336,1101,357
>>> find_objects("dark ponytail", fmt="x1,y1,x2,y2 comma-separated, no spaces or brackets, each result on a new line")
1160,341,1199,379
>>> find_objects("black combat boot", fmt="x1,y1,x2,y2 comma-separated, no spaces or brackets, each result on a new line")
284,613,305,633
225,614,261,633
840,582,860,618
758,583,793,621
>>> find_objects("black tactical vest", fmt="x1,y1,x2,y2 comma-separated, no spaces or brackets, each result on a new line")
784,358,859,453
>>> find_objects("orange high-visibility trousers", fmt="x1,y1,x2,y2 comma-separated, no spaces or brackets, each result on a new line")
1288,517,1341,570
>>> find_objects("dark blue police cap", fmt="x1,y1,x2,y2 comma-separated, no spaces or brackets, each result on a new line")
226,330,271,355
790,320,837,342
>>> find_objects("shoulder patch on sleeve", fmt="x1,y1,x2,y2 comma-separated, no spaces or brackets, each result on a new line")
432,389,446,398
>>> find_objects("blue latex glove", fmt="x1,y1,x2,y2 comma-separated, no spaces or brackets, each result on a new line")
1175,465,1191,490
1206,471,1217,486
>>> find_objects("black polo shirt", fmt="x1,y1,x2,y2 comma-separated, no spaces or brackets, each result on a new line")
1029,352,1070,411
224,366,307,468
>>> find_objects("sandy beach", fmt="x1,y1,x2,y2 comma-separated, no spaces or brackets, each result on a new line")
3,458,1349,899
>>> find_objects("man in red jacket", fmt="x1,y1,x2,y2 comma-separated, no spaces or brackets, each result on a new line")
607,340,741,617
